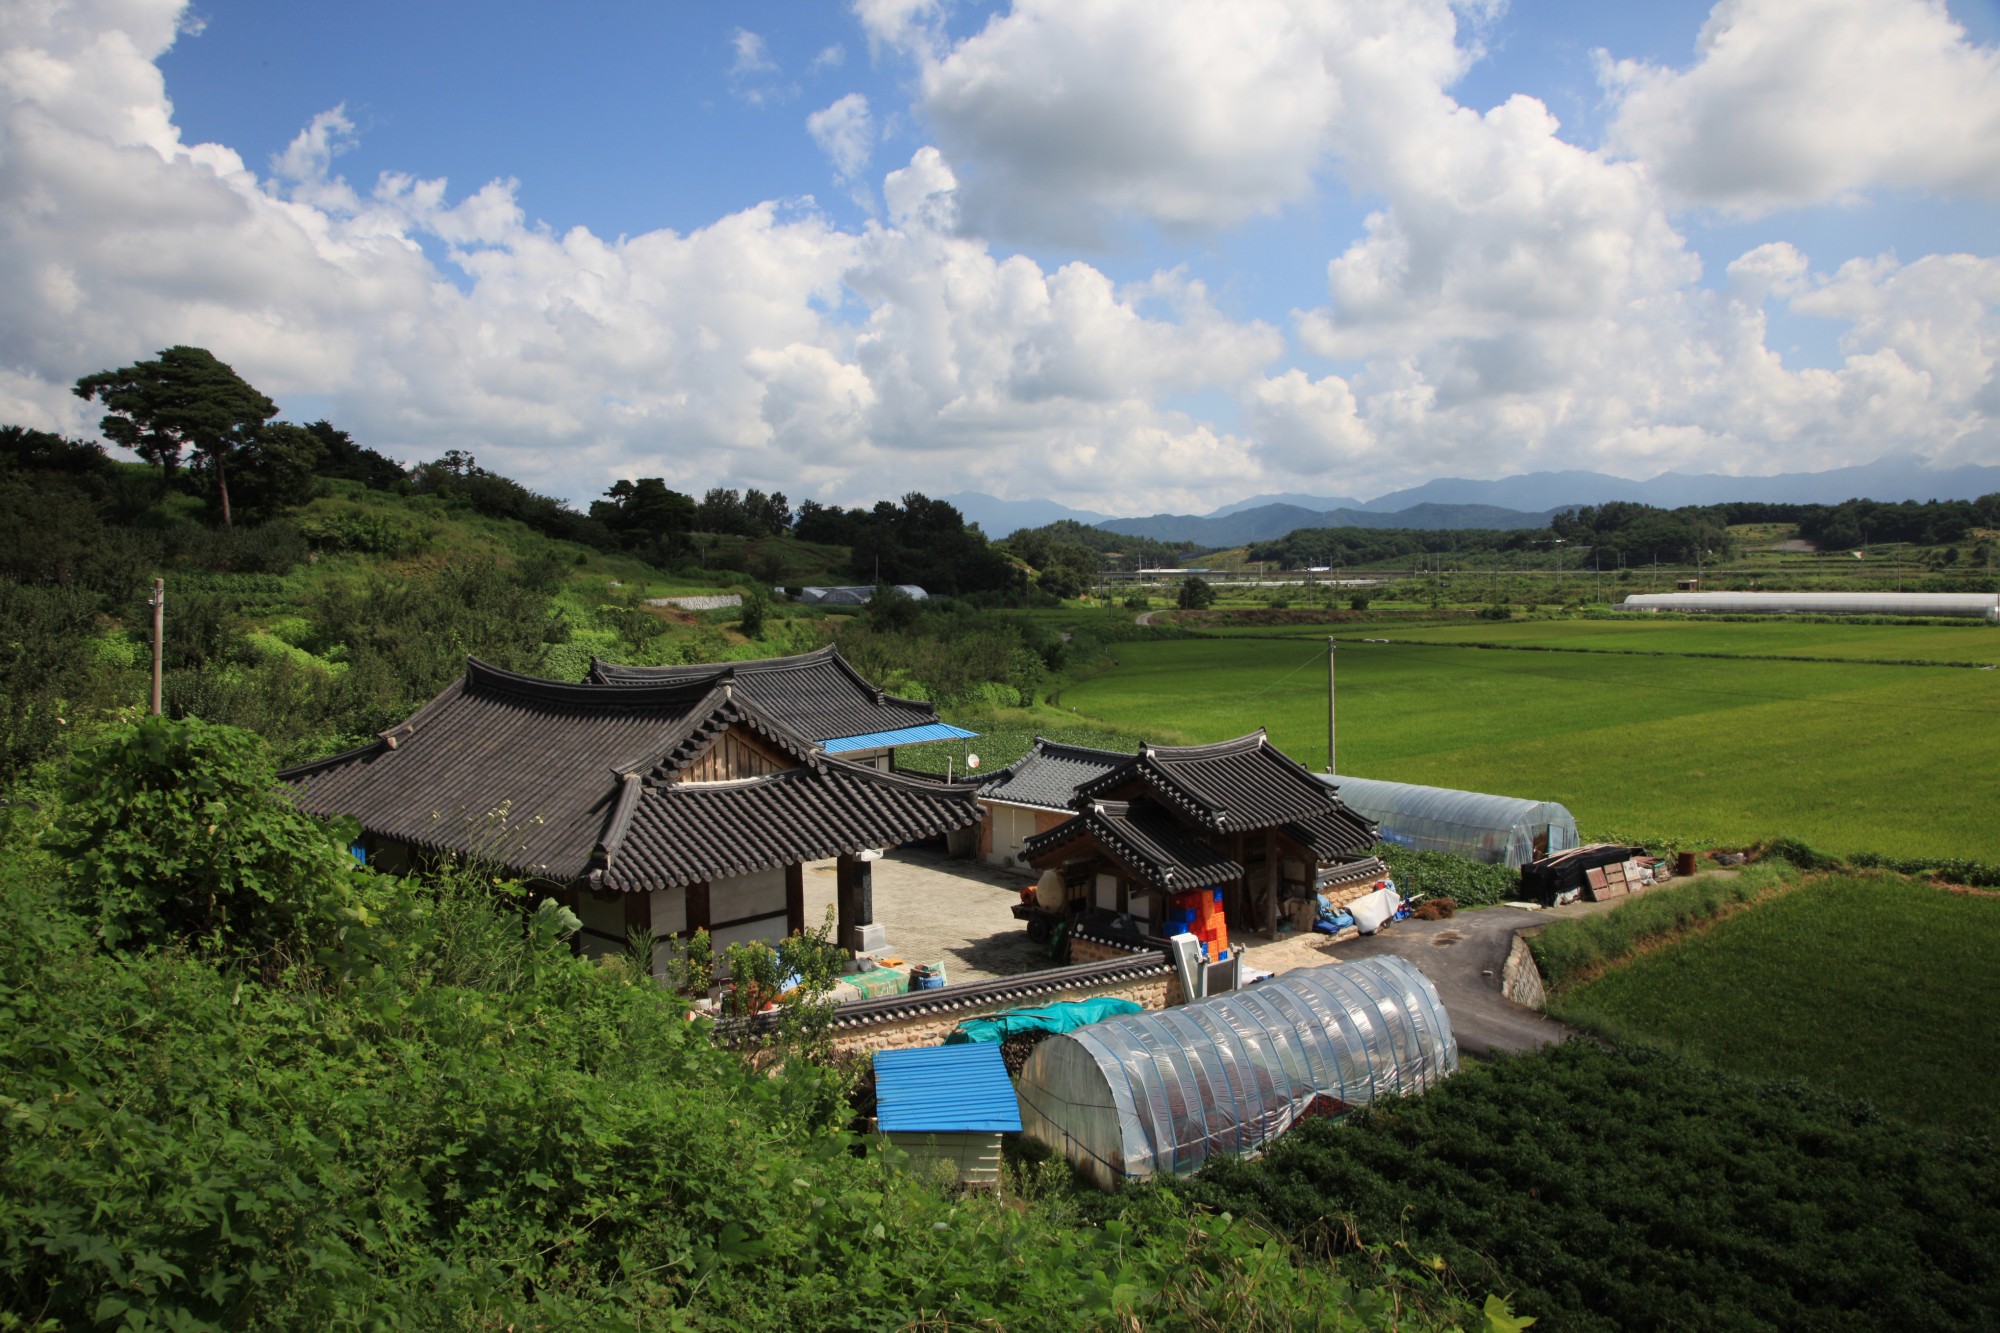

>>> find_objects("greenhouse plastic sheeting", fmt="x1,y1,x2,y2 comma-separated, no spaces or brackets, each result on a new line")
1619,591,2000,620
1015,957,1456,1190
1318,773,1578,868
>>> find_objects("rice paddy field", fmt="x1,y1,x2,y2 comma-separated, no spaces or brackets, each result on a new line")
1055,619,2000,860
1206,616,2000,665
1545,874,2000,1135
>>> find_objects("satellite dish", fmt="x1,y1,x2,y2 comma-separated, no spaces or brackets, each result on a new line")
967,753,981,769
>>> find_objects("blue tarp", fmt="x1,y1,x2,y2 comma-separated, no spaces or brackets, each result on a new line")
945,997,1144,1046
820,723,979,753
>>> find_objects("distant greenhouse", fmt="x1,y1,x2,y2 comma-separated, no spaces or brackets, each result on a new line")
1015,957,1456,1190
1619,591,2000,620
1319,774,1578,868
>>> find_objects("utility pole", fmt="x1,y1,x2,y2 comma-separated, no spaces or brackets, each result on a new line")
1325,635,1336,776
149,578,164,715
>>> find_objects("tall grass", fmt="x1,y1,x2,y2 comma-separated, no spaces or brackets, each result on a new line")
1528,860,1796,989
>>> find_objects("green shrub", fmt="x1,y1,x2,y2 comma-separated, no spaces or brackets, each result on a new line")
44,714,364,962
1372,844,1521,908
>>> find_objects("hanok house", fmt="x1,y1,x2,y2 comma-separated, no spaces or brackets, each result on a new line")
975,737,1129,867
1020,731,1384,941
586,644,974,773
281,658,981,970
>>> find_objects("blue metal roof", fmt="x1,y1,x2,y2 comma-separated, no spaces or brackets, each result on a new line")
874,1043,1022,1133
821,722,978,753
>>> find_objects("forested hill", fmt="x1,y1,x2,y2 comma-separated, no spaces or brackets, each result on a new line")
1,362,1159,780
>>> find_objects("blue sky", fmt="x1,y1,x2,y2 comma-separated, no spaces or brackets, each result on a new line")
4,0,1998,513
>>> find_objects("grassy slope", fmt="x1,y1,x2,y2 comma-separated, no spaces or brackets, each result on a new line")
1547,874,2000,1136
1055,634,2000,859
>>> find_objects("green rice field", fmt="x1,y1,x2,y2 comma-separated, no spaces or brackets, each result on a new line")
1547,874,2000,1135
1210,616,2000,664
1056,625,2000,860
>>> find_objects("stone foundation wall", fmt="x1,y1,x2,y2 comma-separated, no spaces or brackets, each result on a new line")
832,975,1170,1056
1502,932,1547,1009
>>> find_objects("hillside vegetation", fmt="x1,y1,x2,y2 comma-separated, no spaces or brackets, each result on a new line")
0,716,1473,1330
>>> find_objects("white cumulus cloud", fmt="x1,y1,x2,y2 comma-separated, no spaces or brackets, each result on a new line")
1602,0,2000,215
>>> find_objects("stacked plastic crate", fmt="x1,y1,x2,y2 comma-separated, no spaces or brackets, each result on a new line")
1165,887,1231,961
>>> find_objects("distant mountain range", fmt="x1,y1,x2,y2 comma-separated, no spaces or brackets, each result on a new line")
946,456,2000,547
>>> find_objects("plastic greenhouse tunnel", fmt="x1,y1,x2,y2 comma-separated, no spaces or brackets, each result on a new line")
1318,773,1578,868
1014,956,1457,1191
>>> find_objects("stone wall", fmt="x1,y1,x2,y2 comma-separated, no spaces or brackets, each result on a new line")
1502,931,1547,1009
832,975,1169,1056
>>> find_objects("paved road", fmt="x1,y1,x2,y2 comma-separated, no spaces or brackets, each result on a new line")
1240,895,1640,1058
1334,908,1574,1057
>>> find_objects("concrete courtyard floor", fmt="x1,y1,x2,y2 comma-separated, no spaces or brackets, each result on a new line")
806,847,1716,1056
801,847,1051,984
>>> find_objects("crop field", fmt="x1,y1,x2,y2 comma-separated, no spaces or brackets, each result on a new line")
1206,615,2000,664
1548,874,2000,1135
1055,631,2000,860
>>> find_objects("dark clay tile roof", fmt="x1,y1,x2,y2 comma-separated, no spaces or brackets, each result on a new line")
284,659,715,882
976,737,1130,811
1022,799,1244,891
605,761,980,890
1283,807,1379,861
586,645,939,744
1072,730,1343,834
283,658,978,889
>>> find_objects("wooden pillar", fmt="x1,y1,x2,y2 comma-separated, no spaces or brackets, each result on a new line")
835,853,874,952
687,880,711,933
1265,828,1280,937
786,862,805,935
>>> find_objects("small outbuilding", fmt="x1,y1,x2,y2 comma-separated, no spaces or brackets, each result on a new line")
1319,774,1578,868
976,737,1128,866
1015,956,1457,1190
874,1043,1023,1190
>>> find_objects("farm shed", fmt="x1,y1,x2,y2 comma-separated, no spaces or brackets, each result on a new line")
283,656,981,966
874,1043,1022,1189
1619,591,2000,620
1015,957,1457,1190
1317,774,1578,868
976,737,1128,866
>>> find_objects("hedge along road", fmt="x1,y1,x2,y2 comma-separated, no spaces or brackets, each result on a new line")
1055,635,2000,862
